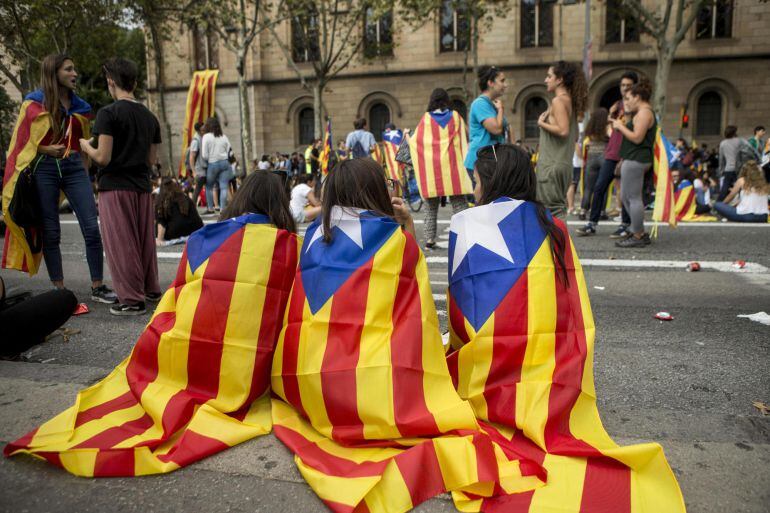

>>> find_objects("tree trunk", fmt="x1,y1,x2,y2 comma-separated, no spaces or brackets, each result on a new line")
313,82,323,139
149,23,174,175
653,42,674,120
237,56,253,165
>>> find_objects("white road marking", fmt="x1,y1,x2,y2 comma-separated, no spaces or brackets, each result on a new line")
432,293,446,302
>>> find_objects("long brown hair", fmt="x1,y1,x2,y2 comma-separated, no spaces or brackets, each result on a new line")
551,61,588,119
40,54,73,143
156,178,190,219
739,161,770,194
220,171,296,232
321,158,394,242
584,108,609,142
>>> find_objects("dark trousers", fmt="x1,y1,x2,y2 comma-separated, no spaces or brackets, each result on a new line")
718,171,737,201
589,159,630,225
0,289,77,356
34,154,103,282
191,175,206,207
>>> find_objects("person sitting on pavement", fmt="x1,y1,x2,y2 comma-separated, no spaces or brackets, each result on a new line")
155,178,203,246
713,161,769,223
289,174,321,224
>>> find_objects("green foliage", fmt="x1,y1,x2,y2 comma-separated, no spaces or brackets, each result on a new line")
0,84,18,156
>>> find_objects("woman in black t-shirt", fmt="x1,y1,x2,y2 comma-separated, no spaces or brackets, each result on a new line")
155,178,203,245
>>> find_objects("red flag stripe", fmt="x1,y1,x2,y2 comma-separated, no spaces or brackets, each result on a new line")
395,440,446,508
93,449,136,477
415,118,429,198
3,102,45,186
279,275,310,419
74,391,138,428
446,115,463,194
579,456,632,513
430,117,446,197
157,430,229,467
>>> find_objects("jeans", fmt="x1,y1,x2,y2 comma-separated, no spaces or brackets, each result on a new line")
206,160,233,209
588,159,630,226
713,202,768,222
34,153,103,282
717,171,737,201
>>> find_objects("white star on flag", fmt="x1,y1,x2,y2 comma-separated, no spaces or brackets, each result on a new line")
449,199,522,276
305,206,365,252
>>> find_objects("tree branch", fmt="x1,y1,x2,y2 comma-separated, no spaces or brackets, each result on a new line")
620,0,664,39
674,0,707,44
0,60,24,95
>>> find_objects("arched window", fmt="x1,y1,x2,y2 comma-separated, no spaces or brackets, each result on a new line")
298,107,315,145
451,99,467,121
369,102,390,141
524,97,548,139
598,85,622,110
696,91,722,136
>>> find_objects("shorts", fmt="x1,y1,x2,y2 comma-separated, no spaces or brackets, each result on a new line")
571,166,581,186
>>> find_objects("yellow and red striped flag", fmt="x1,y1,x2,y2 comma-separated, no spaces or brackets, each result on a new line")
409,110,472,199
652,128,678,228
674,180,716,222
271,207,546,512
5,214,299,476
2,99,90,275
445,199,685,512
319,117,333,175
178,69,219,176
372,141,384,165
382,129,404,184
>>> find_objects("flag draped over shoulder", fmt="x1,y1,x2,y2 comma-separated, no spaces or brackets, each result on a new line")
674,180,716,222
652,128,677,228
382,129,404,184
2,99,90,275
179,69,219,175
5,214,299,476
409,111,472,199
445,199,686,513
271,207,546,513
320,118,333,175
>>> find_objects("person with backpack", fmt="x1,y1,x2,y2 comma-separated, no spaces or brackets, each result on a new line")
187,122,209,211
345,118,376,159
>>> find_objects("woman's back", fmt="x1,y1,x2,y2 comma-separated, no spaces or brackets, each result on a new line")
737,188,769,215
202,133,230,162
538,111,578,167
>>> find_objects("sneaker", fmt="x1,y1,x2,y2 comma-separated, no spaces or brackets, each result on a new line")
641,232,652,245
615,235,647,248
91,285,118,304
145,292,162,303
575,224,596,236
424,240,436,250
609,226,632,239
110,302,146,316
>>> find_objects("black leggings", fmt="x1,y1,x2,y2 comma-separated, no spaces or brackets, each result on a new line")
0,289,77,356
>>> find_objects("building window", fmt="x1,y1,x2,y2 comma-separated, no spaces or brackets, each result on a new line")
524,97,548,139
521,0,554,48
439,0,470,53
696,0,733,40
298,107,315,145
192,24,219,70
292,9,321,62
451,99,467,121
364,9,393,58
369,103,391,142
696,91,722,136
605,0,639,44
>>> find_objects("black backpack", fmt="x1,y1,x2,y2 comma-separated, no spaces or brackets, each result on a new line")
8,157,43,252
351,136,368,159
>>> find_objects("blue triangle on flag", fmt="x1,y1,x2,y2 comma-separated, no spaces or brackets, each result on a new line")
186,213,269,273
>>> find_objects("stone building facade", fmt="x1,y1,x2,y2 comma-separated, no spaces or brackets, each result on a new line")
146,0,770,167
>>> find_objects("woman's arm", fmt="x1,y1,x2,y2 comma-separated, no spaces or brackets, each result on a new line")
391,197,416,239
481,99,505,136
537,97,570,138
307,189,321,207
156,223,166,245
79,135,113,167
612,108,653,144
723,177,744,204
148,143,159,168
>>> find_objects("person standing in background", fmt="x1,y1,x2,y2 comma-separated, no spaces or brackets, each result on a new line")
464,65,509,176
187,122,209,212
201,116,233,211
79,57,161,315
717,125,742,201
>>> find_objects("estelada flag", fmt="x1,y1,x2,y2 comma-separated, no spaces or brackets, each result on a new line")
179,69,218,176
2,96,91,275
409,110,472,199
674,180,716,222
372,141,384,164
445,199,686,512
5,214,299,476
652,127,678,228
319,117,333,175
382,128,404,183
271,207,546,512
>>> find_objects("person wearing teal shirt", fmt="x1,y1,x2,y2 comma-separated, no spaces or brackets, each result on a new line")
464,66,510,172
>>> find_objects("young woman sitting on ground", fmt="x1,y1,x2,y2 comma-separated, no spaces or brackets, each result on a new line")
155,178,204,246
714,161,769,223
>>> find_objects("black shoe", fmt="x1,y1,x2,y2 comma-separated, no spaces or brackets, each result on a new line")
578,212,586,221
609,225,632,239
599,212,609,221
575,224,596,236
91,285,118,304
641,232,652,245
615,235,647,248
110,302,146,316
145,292,162,303
425,240,436,249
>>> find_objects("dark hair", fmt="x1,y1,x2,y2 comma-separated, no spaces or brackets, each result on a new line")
261,154,270,161
156,178,190,220
295,173,315,185
220,171,296,232
628,77,652,103
103,57,138,92
724,125,737,139
40,54,74,143
427,88,451,112
354,118,367,130
478,65,502,92
679,167,696,184
321,159,394,243
194,121,204,132
584,108,609,142
551,61,588,117
474,144,569,286
204,116,223,137
755,126,765,134
620,71,639,84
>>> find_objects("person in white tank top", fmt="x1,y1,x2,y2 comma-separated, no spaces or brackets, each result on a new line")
714,161,769,222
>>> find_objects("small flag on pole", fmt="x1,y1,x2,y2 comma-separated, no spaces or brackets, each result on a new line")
319,117,333,175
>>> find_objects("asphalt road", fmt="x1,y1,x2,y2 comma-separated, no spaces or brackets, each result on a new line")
1,209,768,513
